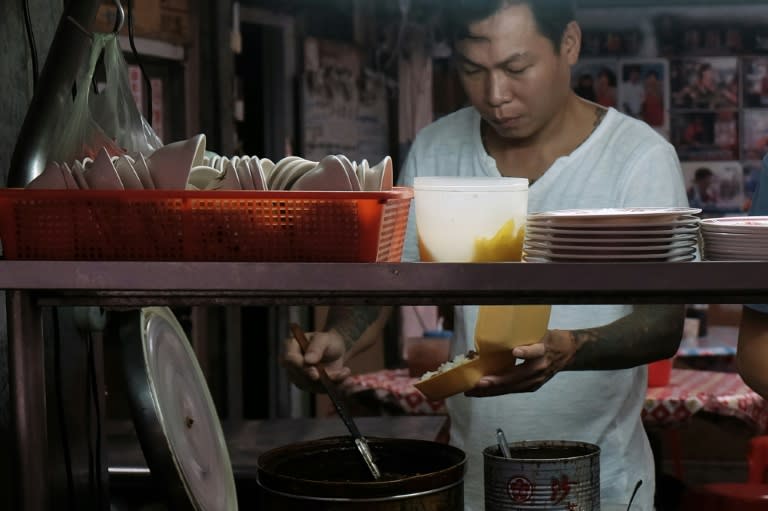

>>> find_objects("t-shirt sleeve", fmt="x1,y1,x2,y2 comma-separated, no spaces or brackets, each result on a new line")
616,142,689,209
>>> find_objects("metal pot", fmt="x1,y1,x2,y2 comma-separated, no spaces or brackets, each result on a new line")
257,436,466,510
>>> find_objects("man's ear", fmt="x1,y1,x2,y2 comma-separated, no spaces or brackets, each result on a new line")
560,21,581,65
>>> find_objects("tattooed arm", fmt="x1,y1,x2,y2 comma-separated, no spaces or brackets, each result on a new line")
566,304,684,370
466,304,685,397
326,305,393,359
282,305,392,392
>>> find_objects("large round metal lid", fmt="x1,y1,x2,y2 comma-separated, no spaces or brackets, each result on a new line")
122,307,238,511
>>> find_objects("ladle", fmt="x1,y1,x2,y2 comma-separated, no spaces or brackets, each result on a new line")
290,323,382,481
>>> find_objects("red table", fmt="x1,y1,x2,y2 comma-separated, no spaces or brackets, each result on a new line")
343,368,768,432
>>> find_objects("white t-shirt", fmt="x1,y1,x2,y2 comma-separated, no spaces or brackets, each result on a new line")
398,106,688,511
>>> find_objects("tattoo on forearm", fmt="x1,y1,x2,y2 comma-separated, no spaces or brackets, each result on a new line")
567,304,684,370
326,306,382,349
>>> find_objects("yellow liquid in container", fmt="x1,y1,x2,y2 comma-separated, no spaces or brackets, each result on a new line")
418,219,525,262
471,219,525,262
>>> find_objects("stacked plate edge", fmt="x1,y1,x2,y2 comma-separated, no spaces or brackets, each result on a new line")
523,207,701,263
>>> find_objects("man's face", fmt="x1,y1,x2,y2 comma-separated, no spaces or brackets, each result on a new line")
454,3,578,140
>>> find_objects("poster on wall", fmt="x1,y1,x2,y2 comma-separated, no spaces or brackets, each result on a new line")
571,59,619,109
301,37,389,163
617,59,670,136
682,161,744,214
742,57,768,108
671,111,739,161
670,57,739,110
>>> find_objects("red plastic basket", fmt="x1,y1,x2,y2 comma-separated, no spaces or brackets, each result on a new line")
0,188,413,262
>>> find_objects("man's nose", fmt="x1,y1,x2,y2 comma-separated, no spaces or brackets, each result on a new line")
486,72,512,107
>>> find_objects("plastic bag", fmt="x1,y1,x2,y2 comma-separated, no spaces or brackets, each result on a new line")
49,33,162,164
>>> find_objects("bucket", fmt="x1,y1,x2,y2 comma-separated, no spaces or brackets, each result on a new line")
257,436,466,510
484,440,600,510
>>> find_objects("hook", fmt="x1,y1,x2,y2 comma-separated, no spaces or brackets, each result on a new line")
111,0,125,34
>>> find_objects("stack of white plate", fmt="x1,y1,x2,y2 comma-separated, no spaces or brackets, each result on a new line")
701,216,768,261
523,207,702,262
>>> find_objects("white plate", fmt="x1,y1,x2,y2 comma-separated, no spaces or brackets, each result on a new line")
336,154,361,191
528,207,701,222
272,158,312,190
704,252,768,261
704,238,768,249
83,148,124,190
525,233,698,245
268,156,303,190
701,230,768,240
525,224,700,237
525,239,698,252
523,246,696,260
526,216,700,229
524,253,696,263
701,216,768,234
291,155,352,191
248,157,268,191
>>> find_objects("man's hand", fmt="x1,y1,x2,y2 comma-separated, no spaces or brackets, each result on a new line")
281,329,351,394
465,329,577,397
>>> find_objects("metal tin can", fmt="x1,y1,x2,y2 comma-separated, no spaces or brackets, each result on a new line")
484,440,600,510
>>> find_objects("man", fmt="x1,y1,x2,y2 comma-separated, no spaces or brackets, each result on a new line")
283,1,687,509
738,154,768,399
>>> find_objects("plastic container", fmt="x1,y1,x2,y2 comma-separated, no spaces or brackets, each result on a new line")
0,188,412,262
648,358,673,387
413,177,528,262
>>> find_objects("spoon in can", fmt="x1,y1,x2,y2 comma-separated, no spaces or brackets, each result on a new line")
290,323,382,481
496,428,512,458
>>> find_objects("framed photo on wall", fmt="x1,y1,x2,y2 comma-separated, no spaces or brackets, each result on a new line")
743,109,768,161
742,57,768,108
617,59,670,135
671,111,739,161
571,58,619,109
682,161,744,214
670,57,739,110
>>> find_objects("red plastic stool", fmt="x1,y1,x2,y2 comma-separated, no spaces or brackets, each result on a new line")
681,436,768,510
749,436,768,483
681,483,768,510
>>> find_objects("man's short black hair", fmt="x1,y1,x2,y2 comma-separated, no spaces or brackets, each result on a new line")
443,0,576,52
